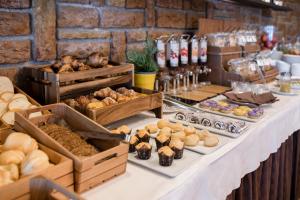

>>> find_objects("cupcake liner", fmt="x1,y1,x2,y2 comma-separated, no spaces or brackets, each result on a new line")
171,147,184,159
155,138,171,151
159,153,174,166
136,147,152,160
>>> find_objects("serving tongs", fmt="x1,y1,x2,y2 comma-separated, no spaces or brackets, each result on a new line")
75,130,126,142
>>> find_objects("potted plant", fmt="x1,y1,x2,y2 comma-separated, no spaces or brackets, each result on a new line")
127,39,158,90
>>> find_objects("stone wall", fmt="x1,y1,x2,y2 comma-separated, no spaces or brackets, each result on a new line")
0,0,299,68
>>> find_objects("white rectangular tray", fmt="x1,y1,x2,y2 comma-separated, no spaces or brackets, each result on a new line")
128,139,202,178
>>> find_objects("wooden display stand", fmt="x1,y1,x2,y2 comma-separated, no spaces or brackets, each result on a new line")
0,129,73,200
14,104,129,193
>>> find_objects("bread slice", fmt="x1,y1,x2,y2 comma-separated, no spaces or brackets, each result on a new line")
8,98,31,111
1,111,14,125
28,105,42,119
0,92,14,102
0,76,14,94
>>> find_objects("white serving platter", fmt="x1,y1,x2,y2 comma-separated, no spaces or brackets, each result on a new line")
128,138,202,178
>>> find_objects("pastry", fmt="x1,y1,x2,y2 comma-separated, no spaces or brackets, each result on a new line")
217,101,229,107
155,134,170,150
136,129,150,143
184,134,199,146
21,150,50,176
196,129,210,141
239,106,252,112
158,146,175,167
219,106,232,114
247,108,263,119
0,76,14,95
129,135,139,153
188,115,200,124
199,100,217,109
158,127,172,138
204,135,219,147
135,142,152,160
145,124,158,134
175,112,187,121
184,126,196,136
116,94,129,103
1,111,15,125
0,164,19,181
117,125,131,135
157,119,169,129
102,97,117,106
201,118,212,127
0,150,25,165
227,122,243,134
233,108,248,116
87,101,106,110
168,122,184,132
58,64,74,73
214,121,226,130
171,131,186,141
0,92,14,102
3,132,38,154
169,138,184,159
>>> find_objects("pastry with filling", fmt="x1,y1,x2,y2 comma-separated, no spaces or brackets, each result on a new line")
204,135,219,147
102,97,117,106
93,87,113,98
145,124,158,134
168,122,184,132
201,118,212,127
214,121,226,130
175,112,187,121
86,101,106,110
171,131,186,141
196,129,211,141
129,135,139,153
169,138,184,159
184,134,199,146
157,119,169,129
136,129,150,143
135,142,152,160
184,126,196,136
158,146,175,167
155,134,170,150
158,127,172,138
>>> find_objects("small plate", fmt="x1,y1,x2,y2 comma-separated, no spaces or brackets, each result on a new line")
271,87,299,96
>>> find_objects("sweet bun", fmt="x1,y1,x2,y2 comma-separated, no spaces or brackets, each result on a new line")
0,169,14,186
3,132,38,154
0,150,25,165
0,164,19,180
1,111,14,125
21,150,50,176
0,92,14,102
28,105,42,119
184,126,196,136
168,122,184,132
0,76,14,94
184,134,199,146
171,131,186,141
11,93,27,101
204,135,219,147
157,119,169,129
196,129,211,141
8,98,31,111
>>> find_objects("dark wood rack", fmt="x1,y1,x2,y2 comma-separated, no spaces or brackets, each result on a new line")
208,0,292,12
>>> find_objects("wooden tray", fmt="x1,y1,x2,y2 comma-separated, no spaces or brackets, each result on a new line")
14,104,129,193
170,90,217,102
0,129,73,200
23,63,134,104
86,87,163,125
197,85,231,94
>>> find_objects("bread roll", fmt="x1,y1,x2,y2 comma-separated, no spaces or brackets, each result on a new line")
28,105,42,119
204,135,219,147
8,98,31,111
21,150,50,176
0,150,25,165
0,76,14,94
0,164,19,180
11,93,27,101
1,111,14,125
0,92,14,102
184,134,199,146
0,101,7,117
0,169,14,187
3,132,38,154
157,119,169,129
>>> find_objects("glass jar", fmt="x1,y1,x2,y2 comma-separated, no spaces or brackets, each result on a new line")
279,72,291,93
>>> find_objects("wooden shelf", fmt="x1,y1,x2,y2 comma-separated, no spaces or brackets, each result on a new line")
213,0,292,11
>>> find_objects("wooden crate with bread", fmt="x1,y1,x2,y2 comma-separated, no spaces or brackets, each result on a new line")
14,103,129,193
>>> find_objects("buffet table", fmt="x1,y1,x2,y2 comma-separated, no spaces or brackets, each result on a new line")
82,93,300,200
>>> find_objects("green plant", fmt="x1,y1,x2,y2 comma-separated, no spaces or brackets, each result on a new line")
127,39,158,72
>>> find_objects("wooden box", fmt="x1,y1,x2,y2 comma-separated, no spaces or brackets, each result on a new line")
14,104,129,193
86,87,163,125
23,63,134,104
0,129,74,200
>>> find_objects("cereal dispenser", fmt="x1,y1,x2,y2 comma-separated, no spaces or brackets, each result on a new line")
180,34,190,65
168,34,180,68
191,35,199,64
155,35,168,69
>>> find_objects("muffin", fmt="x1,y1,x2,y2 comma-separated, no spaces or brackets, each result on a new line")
129,135,139,153
117,125,131,135
158,146,175,167
145,124,158,134
136,142,152,160
136,129,150,143
155,134,171,150
169,138,184,159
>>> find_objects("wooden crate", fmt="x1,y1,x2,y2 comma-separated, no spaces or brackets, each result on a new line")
23,63,134,104
86,87,163,125
14,104,129,193
0,129,74,200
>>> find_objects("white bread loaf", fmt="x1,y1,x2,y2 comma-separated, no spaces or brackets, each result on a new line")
1,111,14,125
0,92,14,102
0,76,14,94
0,150,25,165
0,169,14,187
0,164,19,180
3,132,38,154
21,150,50,176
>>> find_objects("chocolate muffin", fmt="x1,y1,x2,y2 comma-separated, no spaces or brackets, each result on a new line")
158,146,175,166
169,138,184,159
136,129,150,143
155,134,171,150
135,142,152,160
128,135,139,153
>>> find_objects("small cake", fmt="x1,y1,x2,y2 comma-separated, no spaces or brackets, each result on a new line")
145,124,158,134
184,134,199,146
117,125,131,135
217,101,229,107
171,131,186,141
196,129,210,141
184,126,196,136
219,106,232,114
227,122,243,134
239,106,252,112
158,127,172,137
201,118,212,127
188,115,200,124
136,129,150,143
155,134,171,150
204,135,219,147
214,121,226,130
169,138,184,159
136,142,152,160
233,108,247,116
168,122,184,132
129,135,139,153
158,146,175,166
247,108,263,119
175,112,187,121
157,119,169,129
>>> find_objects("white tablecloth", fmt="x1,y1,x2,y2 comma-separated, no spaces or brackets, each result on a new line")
82,94,300,200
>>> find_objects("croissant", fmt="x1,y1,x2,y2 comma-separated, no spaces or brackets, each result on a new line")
102,97,117,106
93,87,112,98
61,56,73,65
58,64,74,73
